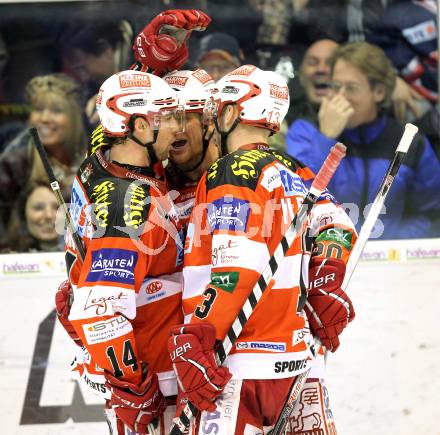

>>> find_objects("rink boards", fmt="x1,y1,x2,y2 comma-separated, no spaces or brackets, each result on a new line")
0,238,439,435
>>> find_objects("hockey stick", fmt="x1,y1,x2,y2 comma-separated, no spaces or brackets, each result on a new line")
269,122,419,435
30,127,86,261
169,142,347,435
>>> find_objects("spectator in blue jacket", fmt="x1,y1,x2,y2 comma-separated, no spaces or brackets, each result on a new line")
286,41,440,239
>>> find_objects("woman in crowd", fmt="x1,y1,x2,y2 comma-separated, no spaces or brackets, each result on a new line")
0,73,86,241
6,180,62,252
286,41,440,239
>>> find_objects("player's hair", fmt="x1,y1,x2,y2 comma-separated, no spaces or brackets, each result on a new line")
329,41,397,108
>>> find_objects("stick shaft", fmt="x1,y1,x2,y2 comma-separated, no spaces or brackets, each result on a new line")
29,127,86,261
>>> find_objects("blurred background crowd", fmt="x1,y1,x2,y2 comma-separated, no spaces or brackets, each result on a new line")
0,0,438,252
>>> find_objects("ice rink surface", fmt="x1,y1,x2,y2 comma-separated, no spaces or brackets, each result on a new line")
327,260,440,435
0,253,439,434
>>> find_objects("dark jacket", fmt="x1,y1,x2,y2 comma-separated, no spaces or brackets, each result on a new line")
286,115,440,239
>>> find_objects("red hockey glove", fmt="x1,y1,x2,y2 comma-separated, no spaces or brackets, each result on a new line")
105,365,166,434
55,280,82,346
168,323,232,412
133,9,211,74
304,257,355,352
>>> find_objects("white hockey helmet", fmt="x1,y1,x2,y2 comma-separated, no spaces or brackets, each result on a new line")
163,69,215,113
96,70,180,137
205,65,290,133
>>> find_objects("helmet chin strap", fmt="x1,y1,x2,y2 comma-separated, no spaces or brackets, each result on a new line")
214,113,240,157
128,130,159,165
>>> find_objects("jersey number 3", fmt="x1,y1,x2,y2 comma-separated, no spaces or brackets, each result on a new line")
195,287,217,319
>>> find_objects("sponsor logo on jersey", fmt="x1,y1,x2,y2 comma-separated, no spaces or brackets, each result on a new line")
207,160,219,181
317,213,334,227
83,315,131,344
119,73,151,89
260,165,282,192
175,198,194,220
207,197,250,232
211,239,239,266
230,149,267,180
176,228,185,266
403,20,437,45
292,327,310,347
211,271,239,293
318,189,336,203
89,124,107,155
269,83,289,100
315,228,353,250
279,169,307,197
230,65,257,76
70,179,88,237
145,280,163,294
236,341,286,352
90,180,115,227
184,223,195,254
82,374,107,394
80,163,93,183
86,248,138,284
123,182,147,228
274,359,308,373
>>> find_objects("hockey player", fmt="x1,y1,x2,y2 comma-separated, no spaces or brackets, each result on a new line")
163,68,219,228
64,69,187,434
57,71,220,435
168,65,357,433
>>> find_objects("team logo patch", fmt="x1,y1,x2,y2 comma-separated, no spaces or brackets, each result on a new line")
207,197,250,232
86,248,138,284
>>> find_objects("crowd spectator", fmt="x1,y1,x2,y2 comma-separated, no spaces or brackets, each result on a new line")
286,41,440,239
289,39,339,125
368,0,439,155
194,32,244,81
59,21,133,127
0,73,86,240
5,180,62,253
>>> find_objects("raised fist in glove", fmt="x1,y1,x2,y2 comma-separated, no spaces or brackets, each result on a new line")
105,365,166,434
133,9,211,74
55,280,82,346
168,322,232,412
304,257,355,352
